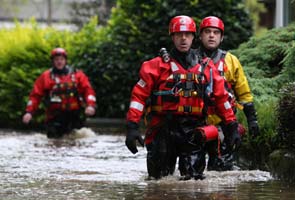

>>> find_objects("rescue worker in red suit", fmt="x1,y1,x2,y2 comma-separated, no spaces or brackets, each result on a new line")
22,48,96,138
196,16,260,171
125,15,241,180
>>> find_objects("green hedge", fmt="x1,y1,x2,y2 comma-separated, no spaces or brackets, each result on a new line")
0,0,254,127
232,23,295,169
0,20,77,127
78,0,254,118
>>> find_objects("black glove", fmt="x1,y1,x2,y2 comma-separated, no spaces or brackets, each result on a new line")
226,121,241,151
125,121,144,154
243,103,260,137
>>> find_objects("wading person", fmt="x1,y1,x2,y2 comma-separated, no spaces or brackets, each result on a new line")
125,15,240,180
197,16,260,171
22,48,96,138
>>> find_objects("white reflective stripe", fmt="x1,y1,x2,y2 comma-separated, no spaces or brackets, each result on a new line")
167,74,187,80
170,62,179,72
229,92,234,98
198,65,202,72
180,74,186,79
130,101,144,112
27,100,32,106
218,61,224,72
55,77,60,84
71,73,76,82
224,101,231,110
217,126,224,143
198,65,205,81
87,95,96,102
167,74,173,80
137,79,146,88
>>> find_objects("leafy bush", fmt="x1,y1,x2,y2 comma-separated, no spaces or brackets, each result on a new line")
79,0,253,118
232,23,295,169
0,20,74,127
277,82,295,150
0,0,255,126
233,23,295,98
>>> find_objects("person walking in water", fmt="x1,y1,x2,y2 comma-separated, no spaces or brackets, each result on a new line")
22,48,96,138
125,16,241,180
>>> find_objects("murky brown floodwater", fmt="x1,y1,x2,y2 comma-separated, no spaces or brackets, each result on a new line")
0,128,294,200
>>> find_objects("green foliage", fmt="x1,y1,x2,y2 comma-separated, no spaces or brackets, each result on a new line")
268,149,295,182
68,18,117,116
80,0,253,117
232,23,295,102
244,0,266,35
237,99,278,170
0,0,254,124
280,41,295,84
232,23,295,169
277,82,295,150
0,20,73,127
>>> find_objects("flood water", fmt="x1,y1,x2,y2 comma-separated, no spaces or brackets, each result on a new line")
0,128,294,200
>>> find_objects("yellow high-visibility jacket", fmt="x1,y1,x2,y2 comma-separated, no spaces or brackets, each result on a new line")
207,51,253,125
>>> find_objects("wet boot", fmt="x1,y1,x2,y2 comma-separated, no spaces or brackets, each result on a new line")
206,140,224,171
207,155,224,171
147,149,161,179
219,142,234,171
178,149,206,181
220,152,234,171
147,149,171,179
146,132,172,179
168,154,177,175
178,153,193,180
46,122,64,138
191,149,206,180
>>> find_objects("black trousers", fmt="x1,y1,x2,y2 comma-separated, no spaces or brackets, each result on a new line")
146,116,206,179
46,110,84,138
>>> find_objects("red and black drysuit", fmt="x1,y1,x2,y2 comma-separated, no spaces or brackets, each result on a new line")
25,66,96,138
126,48,238,180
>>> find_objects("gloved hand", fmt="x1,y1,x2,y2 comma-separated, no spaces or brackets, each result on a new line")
22,113,32,124
85,106,96,116
125,121,144,154
226,121,241,151
243,103,260,138
248,120,260,138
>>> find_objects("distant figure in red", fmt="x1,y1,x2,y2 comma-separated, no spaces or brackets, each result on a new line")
22,48,96,138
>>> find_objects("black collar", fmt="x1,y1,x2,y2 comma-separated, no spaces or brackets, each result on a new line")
52,66,69,75
199,45,218,59
170,48,198,70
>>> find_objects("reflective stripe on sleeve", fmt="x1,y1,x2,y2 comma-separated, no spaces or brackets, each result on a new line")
137,79,146,88
130,101,144,112
87,95,96,102
27,100,32,106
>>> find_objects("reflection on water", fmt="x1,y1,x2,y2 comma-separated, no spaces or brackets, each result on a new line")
0,128,294,199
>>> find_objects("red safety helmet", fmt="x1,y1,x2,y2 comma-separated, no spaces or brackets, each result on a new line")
169,15,196,35
50,48,67,59
199,16,224,33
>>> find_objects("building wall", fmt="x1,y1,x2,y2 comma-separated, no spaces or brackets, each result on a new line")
0,0,74,22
